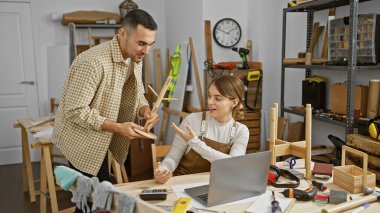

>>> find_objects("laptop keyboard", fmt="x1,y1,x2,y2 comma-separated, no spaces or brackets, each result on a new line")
196,193,208,203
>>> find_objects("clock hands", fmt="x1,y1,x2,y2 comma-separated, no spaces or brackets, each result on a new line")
216,28,229,34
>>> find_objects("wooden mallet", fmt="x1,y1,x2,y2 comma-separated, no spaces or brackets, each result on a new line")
134,76,173,140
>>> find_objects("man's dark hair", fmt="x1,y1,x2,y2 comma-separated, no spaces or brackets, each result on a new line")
122,9,157,31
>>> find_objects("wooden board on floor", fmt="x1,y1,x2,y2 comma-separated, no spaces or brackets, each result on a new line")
287,122,305,142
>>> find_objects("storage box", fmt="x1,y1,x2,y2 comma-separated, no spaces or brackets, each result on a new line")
330,84,368,115
329,14,380,65
333,146,376,194
302,81,326,109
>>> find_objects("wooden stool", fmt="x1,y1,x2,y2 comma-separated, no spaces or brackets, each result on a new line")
269,103,312,179
31,139,61,213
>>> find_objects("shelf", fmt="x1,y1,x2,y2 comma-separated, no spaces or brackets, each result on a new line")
73,24,121,29
283,107,347,126
285,0,374,12
284,64,380,71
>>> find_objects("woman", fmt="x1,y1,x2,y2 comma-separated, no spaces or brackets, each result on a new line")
154,75,249,183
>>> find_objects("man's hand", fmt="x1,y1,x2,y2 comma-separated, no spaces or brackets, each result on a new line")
140,106,159,132
171,123,197,142
102,119,149,140
118,122,145,140
154,162,172,184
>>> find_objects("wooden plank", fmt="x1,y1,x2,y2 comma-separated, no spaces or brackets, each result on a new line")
165,48,170,79
153,48,163,91
239,120,260,128
247,143,260,149
274,144,291,157
204,20,213,63
189,37,205,110
347,153,380,171
246,40,252,62
287,122,305,142
143,54,152,92
346,157,380,181
248,128,261,136
248,135,260,143
321,8,336,58
237,112,261,120
276,139,290,145
43,146,59,212
346,134,380,156
277,117,287,140
21,127,36,202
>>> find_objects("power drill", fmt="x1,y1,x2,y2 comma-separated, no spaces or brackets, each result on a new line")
280,186,317,201
232,47,249,69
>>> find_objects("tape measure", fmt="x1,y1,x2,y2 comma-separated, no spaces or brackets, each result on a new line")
247,70,261,81
172,197,191,213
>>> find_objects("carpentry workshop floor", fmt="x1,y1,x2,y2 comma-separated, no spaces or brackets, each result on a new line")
0,162,74,213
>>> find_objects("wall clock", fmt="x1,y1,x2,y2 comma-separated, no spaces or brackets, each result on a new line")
213,18,242,48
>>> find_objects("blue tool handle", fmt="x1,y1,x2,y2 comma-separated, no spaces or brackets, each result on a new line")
271,200,282,213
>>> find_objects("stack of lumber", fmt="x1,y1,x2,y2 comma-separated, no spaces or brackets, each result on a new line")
346,134,380,183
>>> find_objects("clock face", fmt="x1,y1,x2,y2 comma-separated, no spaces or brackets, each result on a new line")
213,18,242,48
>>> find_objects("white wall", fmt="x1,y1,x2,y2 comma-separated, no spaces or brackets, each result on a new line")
30,0,166,115
28,0,380,149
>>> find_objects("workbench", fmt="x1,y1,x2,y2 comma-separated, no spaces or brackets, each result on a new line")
13,116,55,203
114,159,380,213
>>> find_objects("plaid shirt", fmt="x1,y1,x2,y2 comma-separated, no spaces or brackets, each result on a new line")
52,36,148,175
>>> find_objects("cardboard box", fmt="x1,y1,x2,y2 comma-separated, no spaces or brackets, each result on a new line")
330,84,368,115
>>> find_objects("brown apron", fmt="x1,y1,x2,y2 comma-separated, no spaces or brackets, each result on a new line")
173,112,236,176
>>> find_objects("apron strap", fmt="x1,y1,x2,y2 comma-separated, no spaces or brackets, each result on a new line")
228,121,237,149
199,111,207,139
199,111,237,148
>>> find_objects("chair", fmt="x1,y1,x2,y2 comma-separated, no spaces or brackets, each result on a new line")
151,144,171,170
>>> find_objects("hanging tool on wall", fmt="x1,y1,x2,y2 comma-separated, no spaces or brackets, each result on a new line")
242,70,262,110
232,47,250,69
167,44,181,99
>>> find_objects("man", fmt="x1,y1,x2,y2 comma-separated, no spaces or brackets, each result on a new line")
52,9,159,182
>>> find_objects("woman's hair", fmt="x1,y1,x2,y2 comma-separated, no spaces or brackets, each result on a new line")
209,75,245,119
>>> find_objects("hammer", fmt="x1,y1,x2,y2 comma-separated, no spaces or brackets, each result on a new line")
322,191,380,213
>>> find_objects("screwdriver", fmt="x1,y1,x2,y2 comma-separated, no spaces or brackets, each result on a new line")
271,191,282,213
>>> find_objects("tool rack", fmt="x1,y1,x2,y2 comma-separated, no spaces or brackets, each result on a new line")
280,0,380,136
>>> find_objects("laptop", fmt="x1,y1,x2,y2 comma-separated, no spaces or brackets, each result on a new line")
184,151,271,207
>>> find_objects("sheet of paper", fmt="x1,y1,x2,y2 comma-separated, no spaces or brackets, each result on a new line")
171,182,260,209
245,190,295,213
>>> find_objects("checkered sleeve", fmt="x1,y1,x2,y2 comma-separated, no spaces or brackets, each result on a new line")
64,59,106,131
135,63,149,119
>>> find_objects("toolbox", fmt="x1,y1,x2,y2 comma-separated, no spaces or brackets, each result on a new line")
333,145,376,194
302,81,326,110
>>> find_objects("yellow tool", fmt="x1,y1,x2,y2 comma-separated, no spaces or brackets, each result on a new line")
172,197,191,213
247,70,261,81
288,1,297,7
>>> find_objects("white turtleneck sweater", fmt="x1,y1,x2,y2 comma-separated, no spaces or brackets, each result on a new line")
161,111,249,172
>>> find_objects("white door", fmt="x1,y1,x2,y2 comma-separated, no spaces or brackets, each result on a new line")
0,2,39,165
